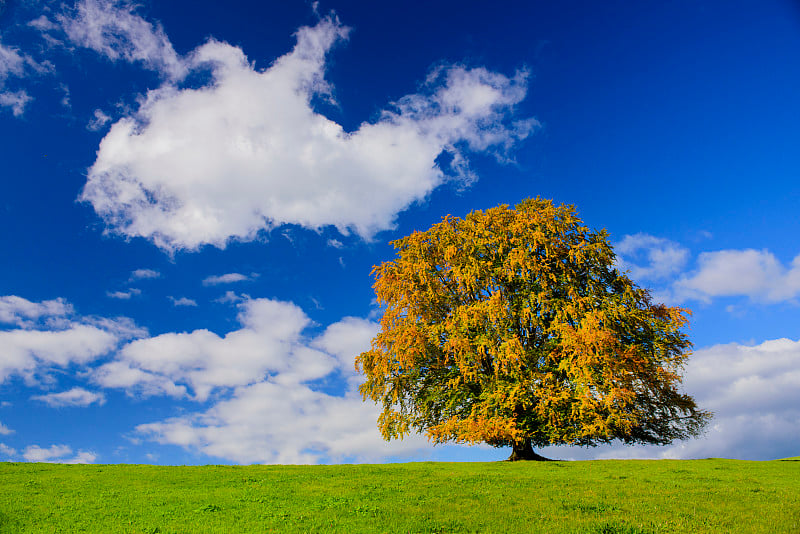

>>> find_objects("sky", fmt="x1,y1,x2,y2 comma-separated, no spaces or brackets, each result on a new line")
0,0,798,465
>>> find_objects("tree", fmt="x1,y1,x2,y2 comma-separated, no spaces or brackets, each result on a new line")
356,198,710,460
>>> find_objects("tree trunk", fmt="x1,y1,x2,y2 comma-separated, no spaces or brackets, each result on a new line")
507,438,552,461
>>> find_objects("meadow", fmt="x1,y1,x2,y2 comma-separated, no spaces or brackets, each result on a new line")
1,458,798,533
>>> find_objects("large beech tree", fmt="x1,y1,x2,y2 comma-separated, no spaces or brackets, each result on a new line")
356,198,710,460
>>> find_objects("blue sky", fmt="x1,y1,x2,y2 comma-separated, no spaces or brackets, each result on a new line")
0,0,798,464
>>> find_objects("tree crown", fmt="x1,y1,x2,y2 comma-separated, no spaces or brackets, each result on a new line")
356,198,709,450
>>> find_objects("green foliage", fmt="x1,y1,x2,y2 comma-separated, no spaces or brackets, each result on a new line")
0,460,798,533
357,198,710,452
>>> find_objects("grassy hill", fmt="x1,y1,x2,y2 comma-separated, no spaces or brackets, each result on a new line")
1,458,798,533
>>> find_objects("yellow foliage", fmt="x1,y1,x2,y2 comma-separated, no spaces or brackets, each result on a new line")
355,198,710,451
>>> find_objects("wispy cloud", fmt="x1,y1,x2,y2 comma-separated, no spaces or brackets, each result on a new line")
614,233,689,282
168,296,197,307
80,14,534,251
0,40,34,115
32,387,106,407
22,444,97,464
214,291,245,304
0,421,13,435
106,288,141,300
202,273,251,286
87,109,112,131
54,0,185,79
129,268,160,281
0,30,54,116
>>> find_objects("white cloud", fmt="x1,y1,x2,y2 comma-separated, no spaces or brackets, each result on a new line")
66,451,98,463
0,40,27,80
214,291,244,304
168,296,197,307
28,16,58,32
32,387,106,407
675,249,800,303
0,296,144,384
56,0,184,78
23,444,97,463
614,233,689,282
23,444,72,461
91,298,430,463
1,325,121,383
311,316,377,386
106,288,141,299
94,298,335,401
202,273,250,286
87,109,112,131
0,421,13,435
0,36,51,115
0,89,32,116
0,443,16,457
327,238,344,249
80,15,534,251
0,296,72,327
136,380,430,464
129,268,160,281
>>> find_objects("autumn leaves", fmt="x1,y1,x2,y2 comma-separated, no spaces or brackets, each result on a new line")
357,198,709,458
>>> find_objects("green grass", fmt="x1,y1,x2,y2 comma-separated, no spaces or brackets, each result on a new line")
1,459,798,533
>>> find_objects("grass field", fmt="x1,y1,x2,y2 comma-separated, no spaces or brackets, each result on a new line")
1,458,798,533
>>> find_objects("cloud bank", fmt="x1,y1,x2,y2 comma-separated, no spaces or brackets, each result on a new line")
80,15,534,251
91,298,429,463
0,296,144,384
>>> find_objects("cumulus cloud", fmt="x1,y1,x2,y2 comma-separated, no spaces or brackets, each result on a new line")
80,15,534,251
23,444,97,463
55,0,184,78
168,296,197,307
614,233,690,282
202,273,251,286
675,249,800,303
93,298,336,401
136,380,430,464
32,387,106,407
0,296,144,384
92,297,429,462
0,296,72,327
0,443,16,457
0,421,13,435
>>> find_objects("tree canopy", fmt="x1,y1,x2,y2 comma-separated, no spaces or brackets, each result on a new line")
356,198,710,460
